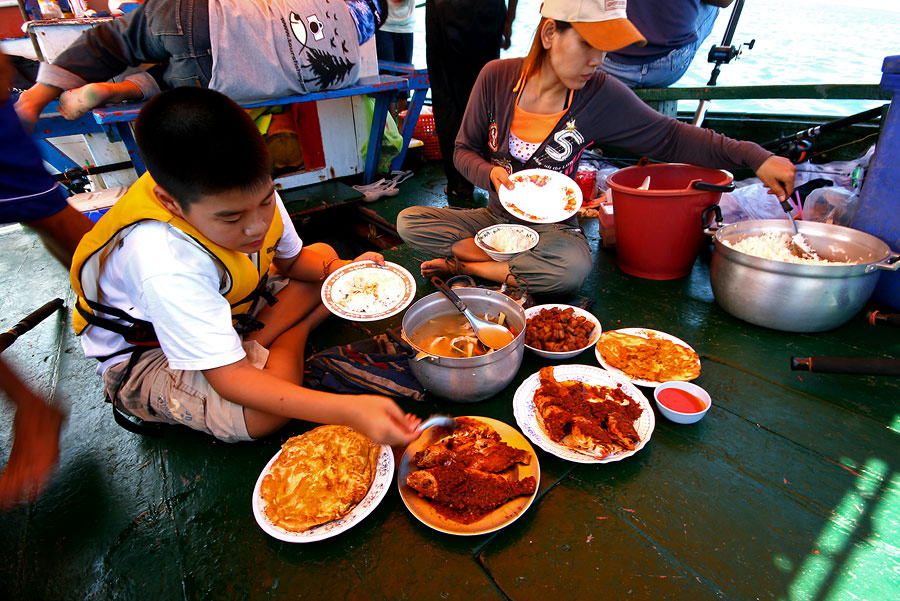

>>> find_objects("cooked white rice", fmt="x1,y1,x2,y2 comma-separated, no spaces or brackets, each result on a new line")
487,228,536,252
722,232,851,265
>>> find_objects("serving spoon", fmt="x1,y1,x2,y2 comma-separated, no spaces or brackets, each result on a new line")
780,193,818,259
431,277,515,350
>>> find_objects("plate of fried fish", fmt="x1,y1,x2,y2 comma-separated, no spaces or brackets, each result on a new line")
398,416,540,535
513,365,655,464
253,425,393,542
594,328,701,387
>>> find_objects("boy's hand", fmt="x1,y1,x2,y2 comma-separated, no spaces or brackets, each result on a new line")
0,396,65,510
347,394,421,447
351,251,385,266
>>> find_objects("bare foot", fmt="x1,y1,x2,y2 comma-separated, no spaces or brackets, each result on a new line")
420,258,462,279
59,83,113,119
59,81,142,120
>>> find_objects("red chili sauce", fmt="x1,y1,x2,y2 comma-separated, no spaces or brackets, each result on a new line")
657,388,707,414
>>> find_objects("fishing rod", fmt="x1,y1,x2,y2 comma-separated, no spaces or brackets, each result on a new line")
760,104,886,163
693,0,755,126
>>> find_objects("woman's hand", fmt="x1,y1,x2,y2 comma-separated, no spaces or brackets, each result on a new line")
347,394,421,447
490,166,514,194
755,156,796,202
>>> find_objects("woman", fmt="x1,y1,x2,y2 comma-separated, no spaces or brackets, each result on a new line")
397,0,795,296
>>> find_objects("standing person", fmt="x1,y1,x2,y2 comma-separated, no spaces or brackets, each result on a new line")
600,0,734,88
14,0,389,128
425,0,517,201
397,0,794,296
375,0,416,117
0,52,91,508
69,86,420,445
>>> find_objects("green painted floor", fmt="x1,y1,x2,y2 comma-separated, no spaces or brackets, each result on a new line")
1,162,898,600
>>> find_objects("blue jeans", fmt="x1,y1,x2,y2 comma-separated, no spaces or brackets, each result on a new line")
53,0,212,89
600,4,719,89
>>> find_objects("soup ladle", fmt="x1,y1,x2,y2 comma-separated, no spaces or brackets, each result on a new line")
430,277,514,350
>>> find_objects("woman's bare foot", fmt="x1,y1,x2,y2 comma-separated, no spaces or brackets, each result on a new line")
420,257,463,279
58,81,142,120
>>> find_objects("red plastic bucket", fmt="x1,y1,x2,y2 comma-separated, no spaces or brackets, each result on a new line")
607,161,734,280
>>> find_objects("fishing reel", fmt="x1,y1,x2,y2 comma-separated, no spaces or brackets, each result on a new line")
771,138,812,164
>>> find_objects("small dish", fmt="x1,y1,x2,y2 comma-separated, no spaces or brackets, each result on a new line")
474,224,540,262
653,381,711,424
524,304,602,360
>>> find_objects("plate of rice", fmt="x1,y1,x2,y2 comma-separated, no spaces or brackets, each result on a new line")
474,224,540,261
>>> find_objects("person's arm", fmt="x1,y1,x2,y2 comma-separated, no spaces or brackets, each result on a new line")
203,359,419,446
0,358,65,509
454,61,507,193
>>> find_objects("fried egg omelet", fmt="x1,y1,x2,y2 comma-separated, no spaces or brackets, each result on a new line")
260,425,379,532
598,331,700,382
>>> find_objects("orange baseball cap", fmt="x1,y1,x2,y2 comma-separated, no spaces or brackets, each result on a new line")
540,0,647,52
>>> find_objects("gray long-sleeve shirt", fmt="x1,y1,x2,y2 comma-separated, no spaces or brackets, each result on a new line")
454,58,772,223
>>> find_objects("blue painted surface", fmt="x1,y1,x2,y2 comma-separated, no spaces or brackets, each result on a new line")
853,55,900,310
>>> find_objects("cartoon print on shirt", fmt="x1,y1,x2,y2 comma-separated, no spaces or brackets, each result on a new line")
286,6,357,91
544,120,584,162
492,157,514,176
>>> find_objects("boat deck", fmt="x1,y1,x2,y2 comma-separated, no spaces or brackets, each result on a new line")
1,161,898,600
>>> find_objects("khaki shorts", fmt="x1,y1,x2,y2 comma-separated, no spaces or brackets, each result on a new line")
102,276,288,443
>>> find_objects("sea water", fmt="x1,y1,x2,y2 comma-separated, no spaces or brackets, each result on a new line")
408,0,900,117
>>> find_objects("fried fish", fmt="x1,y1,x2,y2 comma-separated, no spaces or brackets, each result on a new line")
406,465,536,524
413,416,531,472
260,425,379,532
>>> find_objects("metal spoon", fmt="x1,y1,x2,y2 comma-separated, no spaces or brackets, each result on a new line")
779,195,817,259
431,277,515,350
416,414,457,433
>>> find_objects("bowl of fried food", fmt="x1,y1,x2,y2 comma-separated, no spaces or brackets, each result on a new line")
524,304,602,360
474,224,539,262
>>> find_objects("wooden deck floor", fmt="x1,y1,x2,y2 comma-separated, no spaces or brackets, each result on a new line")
1,162,898,600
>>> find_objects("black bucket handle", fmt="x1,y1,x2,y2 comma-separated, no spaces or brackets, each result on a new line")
691,180,736,193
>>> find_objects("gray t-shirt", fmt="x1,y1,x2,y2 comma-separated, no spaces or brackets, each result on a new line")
208,0,361,102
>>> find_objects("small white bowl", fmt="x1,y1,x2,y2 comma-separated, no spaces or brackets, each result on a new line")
474,224,539,262
653,381,711,424
524,304,602,360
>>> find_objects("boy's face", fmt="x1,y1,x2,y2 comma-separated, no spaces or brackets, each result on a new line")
156,182,277,254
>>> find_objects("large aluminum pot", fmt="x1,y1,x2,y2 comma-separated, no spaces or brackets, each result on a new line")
400,288,526,402
708,218,899,332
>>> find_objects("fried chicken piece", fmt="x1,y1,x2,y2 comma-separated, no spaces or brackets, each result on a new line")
413,417,531,472
406,465,536,519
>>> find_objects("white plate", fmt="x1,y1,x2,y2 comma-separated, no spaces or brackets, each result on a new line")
252,443,394,542
321,260,416,321
398,416,540,536
594,327,701,388
512,365,655,464
498,168,583,223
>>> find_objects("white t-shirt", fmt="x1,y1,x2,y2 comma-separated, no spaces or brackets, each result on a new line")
81,195,303,374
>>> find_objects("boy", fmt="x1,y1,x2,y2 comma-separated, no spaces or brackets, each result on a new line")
70,86,420,445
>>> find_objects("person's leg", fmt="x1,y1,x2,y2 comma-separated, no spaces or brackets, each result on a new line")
23,205,93,268
426,0,505,198
506,226,592,296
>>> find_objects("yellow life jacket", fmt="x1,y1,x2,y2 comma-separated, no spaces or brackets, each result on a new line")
70,173,284,339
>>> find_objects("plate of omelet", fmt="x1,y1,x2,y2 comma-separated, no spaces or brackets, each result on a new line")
252,425,393,542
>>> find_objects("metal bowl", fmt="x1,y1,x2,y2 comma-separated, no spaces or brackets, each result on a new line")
709,219,899,332
401,288,526,401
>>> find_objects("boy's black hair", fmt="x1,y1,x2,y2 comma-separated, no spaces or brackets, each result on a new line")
134,87,272,208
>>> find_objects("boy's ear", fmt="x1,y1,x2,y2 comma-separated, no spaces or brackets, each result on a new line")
153,185,187,219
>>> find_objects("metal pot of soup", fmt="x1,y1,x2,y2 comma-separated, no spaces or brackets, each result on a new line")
706,215,899,332
400,288,526,401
